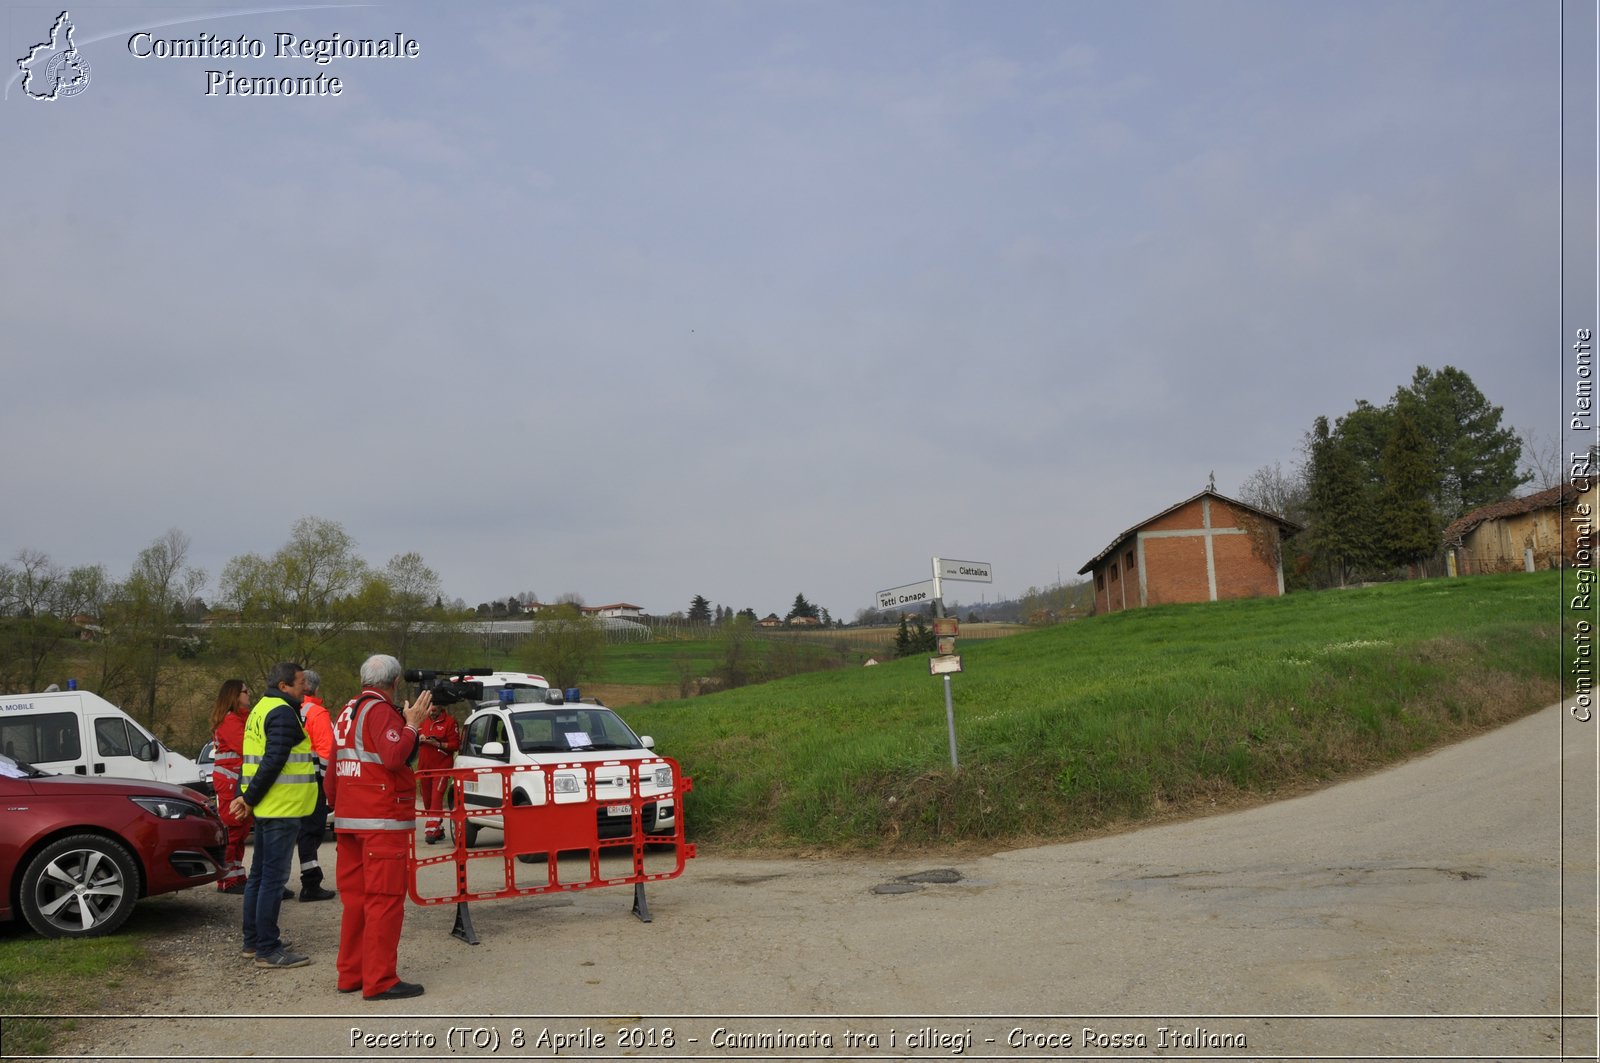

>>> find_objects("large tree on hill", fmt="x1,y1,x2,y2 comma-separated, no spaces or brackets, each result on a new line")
1402,365,1527,520
1299,366,1524,586
1305,415,1382,585
687,594,712,623
1377,396,1444,570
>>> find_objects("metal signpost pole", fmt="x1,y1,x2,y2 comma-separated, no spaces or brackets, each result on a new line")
943,672,958,769
932,558,958,768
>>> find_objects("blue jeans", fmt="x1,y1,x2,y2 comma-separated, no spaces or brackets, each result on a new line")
242,816,300,956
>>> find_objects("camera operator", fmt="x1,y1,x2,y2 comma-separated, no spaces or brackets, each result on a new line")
327,654,430,1000
418,698,461,844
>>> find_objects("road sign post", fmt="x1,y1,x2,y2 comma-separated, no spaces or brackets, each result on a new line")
877,558,993,773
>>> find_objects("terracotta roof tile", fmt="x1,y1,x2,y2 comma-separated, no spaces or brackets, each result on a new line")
1441,484,1577,544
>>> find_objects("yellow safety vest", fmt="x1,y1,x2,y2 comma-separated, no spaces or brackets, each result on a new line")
241,695,318,818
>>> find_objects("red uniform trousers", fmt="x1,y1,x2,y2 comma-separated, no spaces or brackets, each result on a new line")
417,770,449,835
214,775,249,890
334,830,410,996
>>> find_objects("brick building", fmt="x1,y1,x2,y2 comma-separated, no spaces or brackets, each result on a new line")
1077,490,1300,614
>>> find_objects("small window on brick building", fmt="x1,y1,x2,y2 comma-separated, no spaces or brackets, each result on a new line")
1125,549,1135,570
1110,561,1119,581
1096,570,1105,590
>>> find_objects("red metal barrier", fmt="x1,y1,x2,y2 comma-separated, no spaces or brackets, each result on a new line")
408,757,694,940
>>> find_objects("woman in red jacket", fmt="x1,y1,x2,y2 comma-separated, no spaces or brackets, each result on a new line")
209,679,252,893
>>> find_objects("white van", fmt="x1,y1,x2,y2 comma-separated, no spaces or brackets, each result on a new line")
0,690,208,793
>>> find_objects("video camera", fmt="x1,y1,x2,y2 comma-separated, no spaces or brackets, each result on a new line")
402,668,487,707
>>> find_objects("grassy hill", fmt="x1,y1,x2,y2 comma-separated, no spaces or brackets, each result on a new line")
623,571,1564,852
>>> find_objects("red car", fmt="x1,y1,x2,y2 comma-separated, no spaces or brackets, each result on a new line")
1,751,225,938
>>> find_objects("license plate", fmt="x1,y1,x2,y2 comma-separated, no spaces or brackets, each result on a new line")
605,803,632,816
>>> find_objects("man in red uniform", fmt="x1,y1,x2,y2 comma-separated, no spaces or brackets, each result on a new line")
327,653,431,1000
416,700,461,843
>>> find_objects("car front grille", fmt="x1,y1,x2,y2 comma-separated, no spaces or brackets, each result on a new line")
170,849,221,879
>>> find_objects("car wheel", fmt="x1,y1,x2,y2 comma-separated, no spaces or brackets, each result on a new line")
443,782,480,848
19,834,141,939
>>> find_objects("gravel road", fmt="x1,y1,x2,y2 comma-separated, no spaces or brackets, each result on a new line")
58,699,1596,1061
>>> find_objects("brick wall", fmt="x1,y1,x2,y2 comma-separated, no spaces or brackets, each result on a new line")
1089,494,1285,613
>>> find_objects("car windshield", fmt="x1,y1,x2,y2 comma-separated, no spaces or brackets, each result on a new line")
0,751,45,779
510,708,643,753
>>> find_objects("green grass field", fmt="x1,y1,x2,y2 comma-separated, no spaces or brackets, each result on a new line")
592,623,1031,686
622,571,1564,850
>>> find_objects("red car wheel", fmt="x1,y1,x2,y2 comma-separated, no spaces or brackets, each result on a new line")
19,834,141,938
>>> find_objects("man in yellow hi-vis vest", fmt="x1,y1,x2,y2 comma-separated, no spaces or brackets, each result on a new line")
230,661,318,969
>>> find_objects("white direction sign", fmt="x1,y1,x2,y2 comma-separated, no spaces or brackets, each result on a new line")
937,558,993,583
877,579,937,611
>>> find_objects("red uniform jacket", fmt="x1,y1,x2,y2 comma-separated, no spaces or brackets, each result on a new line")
416,711,460,772
212,709,247,815
327,688,419,832
300,693,335,768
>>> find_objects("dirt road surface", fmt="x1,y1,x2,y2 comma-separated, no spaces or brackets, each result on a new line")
56,699,1596,1061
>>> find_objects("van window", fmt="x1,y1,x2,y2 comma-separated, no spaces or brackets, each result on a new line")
95,716,134,757
0,712,82,764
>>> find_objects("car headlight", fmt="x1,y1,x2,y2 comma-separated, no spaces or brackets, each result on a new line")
652,766,672,789
131,795,210,820
552,774,582,794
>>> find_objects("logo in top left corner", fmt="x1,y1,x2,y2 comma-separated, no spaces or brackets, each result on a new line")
17,11,91,101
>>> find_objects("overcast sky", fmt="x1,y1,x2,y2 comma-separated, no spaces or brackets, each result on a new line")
3,1,1593,619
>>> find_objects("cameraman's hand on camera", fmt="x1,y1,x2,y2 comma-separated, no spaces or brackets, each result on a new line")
403,689,432,730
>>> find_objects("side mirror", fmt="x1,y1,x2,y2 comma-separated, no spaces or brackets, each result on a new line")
135,739,159,763
481,741,506,757
640,736,655,750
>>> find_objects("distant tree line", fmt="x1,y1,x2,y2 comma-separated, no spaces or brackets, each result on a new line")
675,592,830,626
0,519,493,738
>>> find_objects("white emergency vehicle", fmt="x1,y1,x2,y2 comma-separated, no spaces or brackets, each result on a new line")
441,674,676,850
0,689,209,792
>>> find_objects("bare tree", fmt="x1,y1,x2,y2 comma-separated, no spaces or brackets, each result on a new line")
1517,427,1566,491
112,529,206,732
1235,461,1309,521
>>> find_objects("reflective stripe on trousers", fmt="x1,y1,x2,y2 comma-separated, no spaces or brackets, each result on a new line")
332,817,414,831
